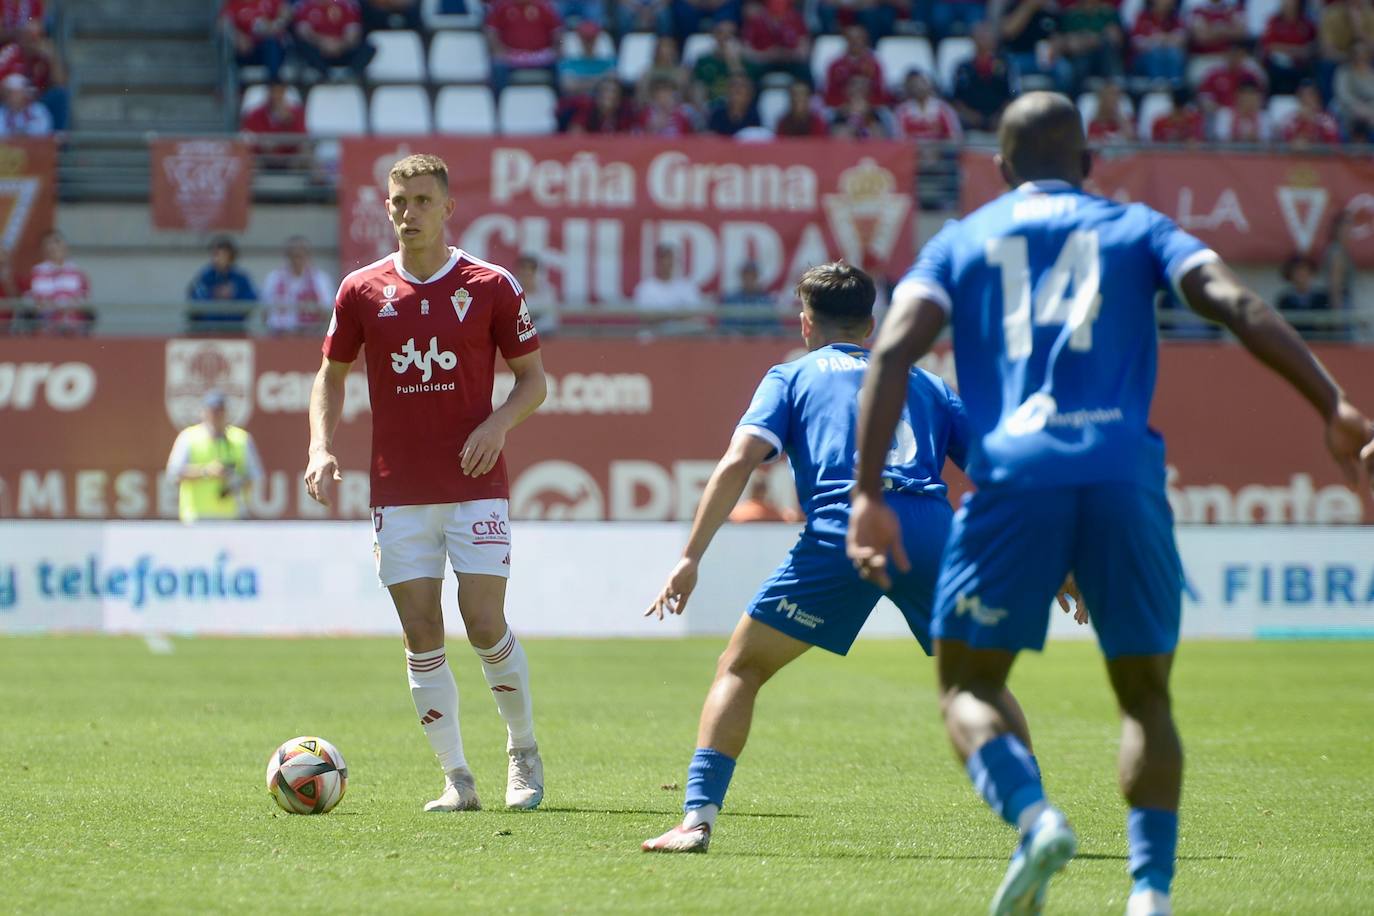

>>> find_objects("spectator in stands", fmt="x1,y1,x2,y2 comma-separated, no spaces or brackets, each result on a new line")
1260,0,1318,96
634,242,704,312
998,0,1069,93
774,80,829,135
617,0,672,34
1320,0,1374,79
30,230,91,335
294,0,376,78
563,77,639,132
1212,82,1273,142
1276,255,1331,319
558,21,616,95
1186,0,1246,56
708,73,763,134
221,0,291,82
741,0,811,85
1087,80,1136,143
241,81,306,169
514,252,559,333
831,74,895,138
1322,207,1356,311
360,0,423,30
1283,80,1342,147
1197,43,1266,113
824,24,885,108
166,390,265,523
639,35,690,99
719,260,781,333
189,237,257,304
487,0,562,90
695,20,755,104
1334,39,1374,140
894,70,962,141
1130,0,1186,86
261,236,332,336
1150,85,1206,142
952,22,1014,132
729,473,802,521
0,0,45,44
0,20,68,130
638,78,697,135
920,0,987,42
818,0,906,44
1058,0,1123,93
670,0,742,46
0,73,50,136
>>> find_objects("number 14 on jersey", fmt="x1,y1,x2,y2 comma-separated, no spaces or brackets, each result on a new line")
987,230,1102,361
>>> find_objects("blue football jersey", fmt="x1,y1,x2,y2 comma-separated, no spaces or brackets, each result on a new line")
895,179,1216,491
737,343,968,527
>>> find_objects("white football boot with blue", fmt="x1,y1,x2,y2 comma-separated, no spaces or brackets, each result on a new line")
990,805,1078,915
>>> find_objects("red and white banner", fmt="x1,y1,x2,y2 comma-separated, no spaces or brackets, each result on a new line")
0,137,55,271
961,150,1374,266
339,137,918,301
150,139,252,232
1,338,1371,523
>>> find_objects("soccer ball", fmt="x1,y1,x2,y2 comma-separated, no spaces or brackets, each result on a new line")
265,736,348,814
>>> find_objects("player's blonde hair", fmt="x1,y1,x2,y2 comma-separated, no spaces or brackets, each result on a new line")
388,153,449,191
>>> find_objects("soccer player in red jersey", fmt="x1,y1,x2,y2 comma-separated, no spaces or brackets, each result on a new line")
305,154,549,812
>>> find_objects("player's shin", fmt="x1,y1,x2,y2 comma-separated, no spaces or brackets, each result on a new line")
406,647,468,772
474,627,535,748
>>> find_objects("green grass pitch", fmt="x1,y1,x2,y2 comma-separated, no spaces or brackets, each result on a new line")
2,636,1372,914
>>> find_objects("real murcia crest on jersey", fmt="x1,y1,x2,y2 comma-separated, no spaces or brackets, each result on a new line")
452,288,472,322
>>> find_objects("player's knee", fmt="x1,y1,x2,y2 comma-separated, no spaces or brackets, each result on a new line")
716,646,769,690
1116,679,1173,725
464,617,507,650
400,613,445,652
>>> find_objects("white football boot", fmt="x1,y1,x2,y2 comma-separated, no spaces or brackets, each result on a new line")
424,767,482,812
1126,889,1172,916
506,744,544,810
990,806,1077,915
642,823,711,853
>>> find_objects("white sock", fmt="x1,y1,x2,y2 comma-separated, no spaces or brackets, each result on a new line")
683,804,719,831
1018,800,1049,836
473,628,535,749
406,646,467,773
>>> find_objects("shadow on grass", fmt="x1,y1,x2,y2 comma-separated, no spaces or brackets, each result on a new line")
538,806,806,819
709,850,1235,863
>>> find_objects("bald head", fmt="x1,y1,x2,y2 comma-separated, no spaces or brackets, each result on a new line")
997,92,1089,187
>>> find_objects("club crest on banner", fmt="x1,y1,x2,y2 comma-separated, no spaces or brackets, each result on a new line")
822,158,912,269
164,340,255,428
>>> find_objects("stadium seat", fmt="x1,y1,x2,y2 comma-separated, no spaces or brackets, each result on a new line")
1077,91,1134,128
498,85,557,134
936,36,974,94
1267,93,1299,127
810,33,846,89
367,31,427,83
370,85,433,134
560,29,615,59
875,36,935,93
1118,0,1145,30
1187,54,1225,88
758,86,789,130
240,84,301,114
422,0,484,29
682,33,716,68
435,85,497,134
617,32,657,84
305,84,367,136
430,30,491,82
1136,91,1172,138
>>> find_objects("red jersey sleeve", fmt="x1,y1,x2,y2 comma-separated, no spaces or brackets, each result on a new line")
322,276,365,362
492,274,540,360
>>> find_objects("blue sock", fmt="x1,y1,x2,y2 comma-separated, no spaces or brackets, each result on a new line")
684,747,736,813
1127,807,1178,896
1030,754,1042,782
966,734,1045,828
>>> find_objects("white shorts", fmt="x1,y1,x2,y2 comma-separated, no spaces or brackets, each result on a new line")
372,499,512,586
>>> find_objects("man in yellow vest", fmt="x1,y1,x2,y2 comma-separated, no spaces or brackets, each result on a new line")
166,390,264,521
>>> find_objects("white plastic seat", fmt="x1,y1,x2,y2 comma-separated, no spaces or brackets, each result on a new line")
1137,91,1172,137
305,83,367,136
1078,90,1134,127
1187,53,1225,88
435,85,497,134
1245,0,1281,36
682,33,716,67
422,0,484,29
366,30,426,82
561,30,615,60
1119,0,1145,29
1267,93,1299,126
498,84,557,134
240,84,301,114
758,86,789,130
430,30,491,82
936,36,974,94
810,33,846,89
370,85,432,134
875,36,935,93
617,32,657,83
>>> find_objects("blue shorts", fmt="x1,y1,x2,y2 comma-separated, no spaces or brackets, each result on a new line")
933,482,1182,659
747,494,952,656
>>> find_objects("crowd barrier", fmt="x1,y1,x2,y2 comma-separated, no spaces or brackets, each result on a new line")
1,522,1370,641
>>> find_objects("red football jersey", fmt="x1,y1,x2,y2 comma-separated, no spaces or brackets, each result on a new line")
323,247,541,507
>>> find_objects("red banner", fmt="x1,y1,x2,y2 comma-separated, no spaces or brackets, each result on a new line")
0,137,55,271
1,338,1371,523
339,137,918,301
960,150,1374,267
150,139,252,232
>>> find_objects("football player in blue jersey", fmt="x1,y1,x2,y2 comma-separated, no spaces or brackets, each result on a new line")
640,261,1075,854
848,92,1374,915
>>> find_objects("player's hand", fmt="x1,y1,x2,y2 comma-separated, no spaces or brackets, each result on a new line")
847,491,909,592
1056,573,1089,626
460,418,507,477
646,557,699,620
304,450,342,506
1325,398,1374,493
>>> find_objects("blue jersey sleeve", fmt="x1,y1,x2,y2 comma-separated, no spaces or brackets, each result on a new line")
1145,207,1218,300
942,381,971,471
737,365,792,461
893,221,957,314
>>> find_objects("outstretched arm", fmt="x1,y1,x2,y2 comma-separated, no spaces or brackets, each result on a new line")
1178,261,1374,489
645,431,775,619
